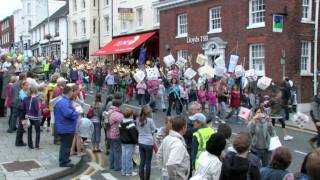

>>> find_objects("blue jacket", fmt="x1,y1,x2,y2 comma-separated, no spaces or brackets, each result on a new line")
70,69,78,81
54,95,79,134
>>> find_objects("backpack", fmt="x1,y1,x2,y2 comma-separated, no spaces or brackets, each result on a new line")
87,107,94,119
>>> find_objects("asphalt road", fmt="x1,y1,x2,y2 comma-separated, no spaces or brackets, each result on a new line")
63,91,315,180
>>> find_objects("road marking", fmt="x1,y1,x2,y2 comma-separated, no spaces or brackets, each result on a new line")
294,150,308,155
79,175,92,180
101,173,119,180
232,132,238,135
123,104,141,110
87,162,104,171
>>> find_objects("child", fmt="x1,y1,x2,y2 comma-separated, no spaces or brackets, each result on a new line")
198,85,207,111
207,85,217,124
158,79,166,112
119,107,138,176
120,76,127,102
189,83,198,102
227,85,241,123
40,98,51,132
136,81,147,106
126,77,134,103
91,94,103,152
181,82,190,112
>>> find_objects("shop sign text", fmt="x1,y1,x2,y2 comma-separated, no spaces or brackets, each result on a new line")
187,35,209,44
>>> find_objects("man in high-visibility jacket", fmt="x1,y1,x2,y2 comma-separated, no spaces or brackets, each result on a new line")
43,60,50,80
190,113,216,170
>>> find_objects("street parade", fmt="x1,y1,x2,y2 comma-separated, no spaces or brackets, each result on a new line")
0,0,320,180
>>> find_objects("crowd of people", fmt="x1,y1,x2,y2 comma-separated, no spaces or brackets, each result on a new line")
0,53,320,180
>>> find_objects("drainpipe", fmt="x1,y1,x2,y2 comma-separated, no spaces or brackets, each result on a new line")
314,0,319,95
98,0,101,62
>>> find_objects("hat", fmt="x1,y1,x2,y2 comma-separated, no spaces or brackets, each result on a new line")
57,77,67,83
189,113,206,123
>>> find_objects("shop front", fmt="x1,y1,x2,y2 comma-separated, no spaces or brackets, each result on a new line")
92,31,159,69
40,40,61,58
71,40,90,60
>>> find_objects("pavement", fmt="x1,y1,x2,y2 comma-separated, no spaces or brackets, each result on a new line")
0,117,82,180
0,90,318,180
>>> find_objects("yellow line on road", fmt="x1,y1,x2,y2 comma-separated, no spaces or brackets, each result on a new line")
71,149,96,180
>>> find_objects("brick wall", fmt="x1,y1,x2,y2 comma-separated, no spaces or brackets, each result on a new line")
159,0,317,102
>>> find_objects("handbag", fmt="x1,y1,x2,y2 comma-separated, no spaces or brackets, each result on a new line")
268,128,282,151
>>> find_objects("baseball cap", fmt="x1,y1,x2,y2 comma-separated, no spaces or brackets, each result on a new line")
189,113,207,123
57,77,68,83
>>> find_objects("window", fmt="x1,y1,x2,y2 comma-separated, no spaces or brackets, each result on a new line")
209,7,222,33
154,9,160,25
121,20,128,33
136,7,143,28
177,14,188,37
177,50,188,60
248,0,265,28
73,0,77,12
93,18,96,34
104,16,110,34
104,0,109,6
54,20,59,36
73,21,78,37
28,20,32,31
300,41,312,74
81,19,86,36
249,44,265,76
93,0,96,7
302,0,312,21
27,3,31,15
82,0,86,9
39,28,41,41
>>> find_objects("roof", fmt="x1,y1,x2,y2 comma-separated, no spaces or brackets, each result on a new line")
30,5,68,31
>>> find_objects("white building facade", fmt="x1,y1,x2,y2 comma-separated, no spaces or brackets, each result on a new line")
68,0,102,59
14,0,65,51
29,5,68,60
112,0,160,36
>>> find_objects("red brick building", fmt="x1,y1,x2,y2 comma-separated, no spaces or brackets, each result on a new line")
0,15,14,53
154,0,319,104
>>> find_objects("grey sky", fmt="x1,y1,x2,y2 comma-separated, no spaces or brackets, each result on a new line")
0,0,22,20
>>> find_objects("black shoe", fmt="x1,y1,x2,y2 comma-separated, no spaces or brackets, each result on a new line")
6,130,14,133
16,143,27,147
59,163,74,167
29,146,34,149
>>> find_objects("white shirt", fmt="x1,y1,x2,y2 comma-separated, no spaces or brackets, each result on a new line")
15,62,23,72
2,61,11,69
157,130,190,179
193,151,222,180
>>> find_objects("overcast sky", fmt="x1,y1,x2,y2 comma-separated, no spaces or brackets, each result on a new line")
0,0,22,20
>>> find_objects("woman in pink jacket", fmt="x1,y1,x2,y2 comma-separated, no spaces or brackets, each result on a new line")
107,99,124,171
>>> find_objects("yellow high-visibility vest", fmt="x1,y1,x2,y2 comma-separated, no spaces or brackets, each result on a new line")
193,127,216,169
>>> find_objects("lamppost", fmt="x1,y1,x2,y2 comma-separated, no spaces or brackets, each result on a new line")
47,0,51,58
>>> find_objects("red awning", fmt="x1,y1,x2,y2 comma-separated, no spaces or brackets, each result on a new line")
92,31,156,56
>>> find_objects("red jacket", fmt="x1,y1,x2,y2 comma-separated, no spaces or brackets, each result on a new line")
230,91,241,108
40,103,51,118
